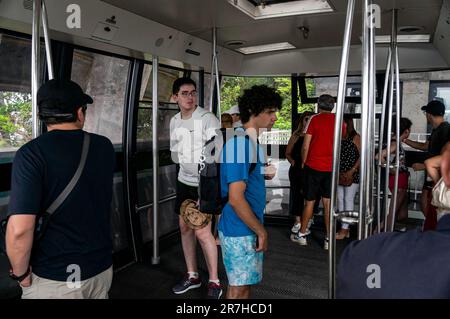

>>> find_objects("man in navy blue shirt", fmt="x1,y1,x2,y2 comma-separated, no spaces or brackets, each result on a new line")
6,79,115,299
218,85,282,299
336,142,450,299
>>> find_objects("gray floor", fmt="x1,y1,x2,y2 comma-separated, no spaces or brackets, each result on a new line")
109,224,351,299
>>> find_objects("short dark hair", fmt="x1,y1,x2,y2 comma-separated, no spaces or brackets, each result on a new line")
318,94,335,111
399,117,412,135
172,77,197,95
238,85,282,124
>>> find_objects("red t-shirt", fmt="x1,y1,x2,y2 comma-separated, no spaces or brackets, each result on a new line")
304,113,346,172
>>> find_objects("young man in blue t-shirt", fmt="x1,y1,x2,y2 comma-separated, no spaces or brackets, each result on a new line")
218,85,282,299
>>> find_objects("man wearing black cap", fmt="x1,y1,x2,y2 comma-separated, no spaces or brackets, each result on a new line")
403,100,450,221
5,79,115,298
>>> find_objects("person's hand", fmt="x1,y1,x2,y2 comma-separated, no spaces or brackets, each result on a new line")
343,170,353,181
264,164,277,180
19,271,32,288
256,229,268,252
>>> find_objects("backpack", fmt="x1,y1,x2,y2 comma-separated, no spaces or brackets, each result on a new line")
198,127,257,214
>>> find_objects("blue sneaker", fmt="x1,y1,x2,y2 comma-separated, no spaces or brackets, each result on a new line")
207,282,223,299
172,275,202,294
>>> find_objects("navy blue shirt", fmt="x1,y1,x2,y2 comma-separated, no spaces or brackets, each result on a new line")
337,215,450,299
8,129,115,281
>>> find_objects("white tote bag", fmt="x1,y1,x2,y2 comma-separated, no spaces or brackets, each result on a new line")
431,177,450,213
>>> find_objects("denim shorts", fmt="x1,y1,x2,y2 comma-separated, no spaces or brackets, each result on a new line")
218,231,263,286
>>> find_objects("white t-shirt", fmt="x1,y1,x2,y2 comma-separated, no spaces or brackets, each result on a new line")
170,106,220,187
233,120,243,128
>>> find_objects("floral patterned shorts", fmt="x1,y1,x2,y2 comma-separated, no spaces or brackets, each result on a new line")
219,231,263,286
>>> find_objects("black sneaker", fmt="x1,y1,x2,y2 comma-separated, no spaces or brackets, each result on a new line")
207,282,223,299
172,275,202,294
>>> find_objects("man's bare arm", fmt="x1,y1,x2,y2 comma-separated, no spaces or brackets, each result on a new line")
6,214,36,286
228,181,267,252
403,139,429,151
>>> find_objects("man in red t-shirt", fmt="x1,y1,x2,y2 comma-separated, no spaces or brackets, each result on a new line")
291,94,344,250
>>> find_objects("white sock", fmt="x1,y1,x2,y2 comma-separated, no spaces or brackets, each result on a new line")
188,272,199,279
209,279,220,284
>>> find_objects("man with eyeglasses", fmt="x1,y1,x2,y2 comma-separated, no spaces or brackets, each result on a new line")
169,77,222,299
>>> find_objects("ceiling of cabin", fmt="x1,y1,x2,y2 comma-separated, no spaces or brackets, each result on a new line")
101,0,444,52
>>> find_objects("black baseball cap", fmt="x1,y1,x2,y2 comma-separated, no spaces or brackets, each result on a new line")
421,100,445,116
37,79,93,116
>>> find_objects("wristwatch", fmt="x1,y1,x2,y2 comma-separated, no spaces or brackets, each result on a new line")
9,266,31,283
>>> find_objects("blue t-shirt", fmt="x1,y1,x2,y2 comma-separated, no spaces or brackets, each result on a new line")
8,129,115,281
218,133,266,237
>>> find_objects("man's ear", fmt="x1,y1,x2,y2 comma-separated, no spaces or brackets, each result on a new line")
76,107,85,122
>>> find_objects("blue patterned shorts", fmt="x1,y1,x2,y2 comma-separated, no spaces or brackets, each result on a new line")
219,231,263,286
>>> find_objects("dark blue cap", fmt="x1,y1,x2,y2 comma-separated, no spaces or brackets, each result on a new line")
37,79,93,116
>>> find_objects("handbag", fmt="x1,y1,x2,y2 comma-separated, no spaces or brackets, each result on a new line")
0,132,90,254
431,177,450,212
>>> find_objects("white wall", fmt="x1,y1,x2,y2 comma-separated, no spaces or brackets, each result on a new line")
0,0,243,73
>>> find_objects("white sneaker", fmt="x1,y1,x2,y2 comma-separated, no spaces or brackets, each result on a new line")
291,223,301,234
291,233,307,246
291,223,311,236
323,238,329,250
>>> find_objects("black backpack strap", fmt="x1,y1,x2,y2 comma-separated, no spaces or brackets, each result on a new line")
46,132,90,215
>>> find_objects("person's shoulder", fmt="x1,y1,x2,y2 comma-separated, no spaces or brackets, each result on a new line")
88,132,114,151
198,108,218,120
170,112,181,123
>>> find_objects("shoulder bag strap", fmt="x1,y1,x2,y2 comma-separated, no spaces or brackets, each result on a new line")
46,132,90,215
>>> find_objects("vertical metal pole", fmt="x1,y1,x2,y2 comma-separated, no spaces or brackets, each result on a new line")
359,0,370,240
329,0,355,299
390,10,401,232
214,48,221,117
152,56,160,265
384,10,397,232
209,27,217,113
366,1,376,237
32,0,42,139
376,48,392,234
41,0,54,80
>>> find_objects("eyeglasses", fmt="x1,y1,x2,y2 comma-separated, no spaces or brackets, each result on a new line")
178,91,198,98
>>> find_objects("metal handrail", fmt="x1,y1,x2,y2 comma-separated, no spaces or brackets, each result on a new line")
329,0,355,299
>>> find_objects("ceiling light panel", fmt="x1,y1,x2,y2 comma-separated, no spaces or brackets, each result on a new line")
227,0,333,20
236,42,296,54
360,34,431,43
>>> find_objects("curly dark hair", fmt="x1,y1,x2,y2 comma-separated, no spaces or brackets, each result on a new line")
238,85,282,124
